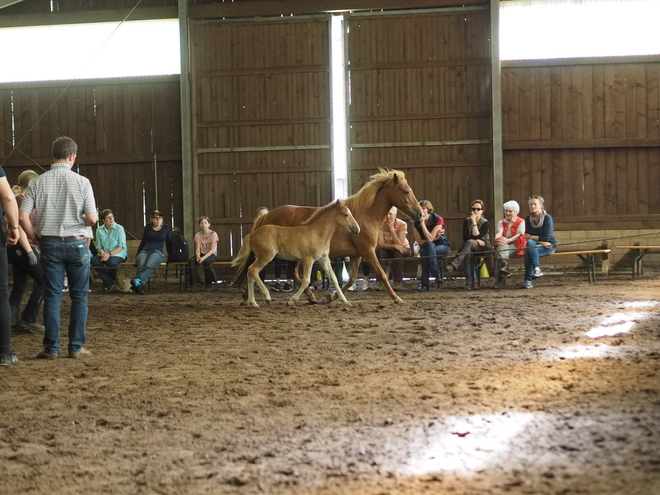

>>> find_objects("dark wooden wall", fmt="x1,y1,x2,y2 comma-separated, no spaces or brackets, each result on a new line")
502,59,660,230
190,17,332,257
346,9,493,246
0,77,182,238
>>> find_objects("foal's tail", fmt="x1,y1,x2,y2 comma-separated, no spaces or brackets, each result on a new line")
232,234,254,288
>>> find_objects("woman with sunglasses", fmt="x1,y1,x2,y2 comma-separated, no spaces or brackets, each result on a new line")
521,196,556,289
445,199,491,289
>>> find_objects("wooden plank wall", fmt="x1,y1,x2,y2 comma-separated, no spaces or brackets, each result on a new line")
502,60,660,230
190,17,332,257
0,77,182,238
346,9,493,246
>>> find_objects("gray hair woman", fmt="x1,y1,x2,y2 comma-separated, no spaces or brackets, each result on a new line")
493,200,525,289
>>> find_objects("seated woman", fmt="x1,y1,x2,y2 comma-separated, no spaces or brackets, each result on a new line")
521,195,556,289
445,199,491,290
132,209,171,294
91,209,127,292
188,216,219,290
376,206,411,291
413,200,450,291
493,200,526,289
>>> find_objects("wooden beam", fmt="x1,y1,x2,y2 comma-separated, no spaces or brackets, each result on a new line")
0,6,178,28
491,0,503,214
504,138,660,150
190,0,488,19
0,0,24,10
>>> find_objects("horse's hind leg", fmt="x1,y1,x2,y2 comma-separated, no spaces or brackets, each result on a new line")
245,270,258,307
319,255,352,307
288,259,312,306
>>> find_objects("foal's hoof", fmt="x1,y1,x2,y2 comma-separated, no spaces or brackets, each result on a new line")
265,299,271,305
394,296,405,304
249,302,259,308
286,299,296,307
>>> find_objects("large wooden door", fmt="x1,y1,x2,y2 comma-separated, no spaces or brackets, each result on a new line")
190,17,332,257
345,8,493,242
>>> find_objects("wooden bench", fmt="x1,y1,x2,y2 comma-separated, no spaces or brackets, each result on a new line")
472,248,612,285
616,245,660,278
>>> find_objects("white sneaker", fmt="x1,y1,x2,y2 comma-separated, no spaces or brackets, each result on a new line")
532,267,543,279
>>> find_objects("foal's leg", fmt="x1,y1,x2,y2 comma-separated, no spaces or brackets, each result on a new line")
288,258,312,306
249,255,273,305
289,260,319,304
328,256,361,303
319,255,352,307
245,269,258,307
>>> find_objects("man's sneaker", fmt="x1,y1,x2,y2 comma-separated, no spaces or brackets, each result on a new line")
445,263,456,273
521,280,534,289
19,320,44,332
62,284,69,293
36,350,58,359
272,282,283,292
348,282,357,292
69,347,91,359
103,283,115,292
0,352,19,367
532,267,543,279
282,282,292,292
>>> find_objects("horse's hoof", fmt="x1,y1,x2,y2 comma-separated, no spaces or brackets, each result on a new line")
394,296,405,304
343,302,353,308
265,299,271,305
287,300,296,307
306,298,319,305
250,302,259,308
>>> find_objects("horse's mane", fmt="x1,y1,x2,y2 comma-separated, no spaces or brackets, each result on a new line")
345,168,405,215
301,199,342,225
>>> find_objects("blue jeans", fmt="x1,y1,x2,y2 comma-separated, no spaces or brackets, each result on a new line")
91,254,126,286
0,244,11,357
41,237,90,355
135,249,164,283
419,242,450,285
524,239,556,281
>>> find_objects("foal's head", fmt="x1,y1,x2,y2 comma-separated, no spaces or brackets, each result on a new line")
335,199,360,235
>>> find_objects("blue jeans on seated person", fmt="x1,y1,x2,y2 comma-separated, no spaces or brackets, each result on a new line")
135,249,165,284
524,239,556,281
40,237,90,356
91,254,126,286
419,242,450,285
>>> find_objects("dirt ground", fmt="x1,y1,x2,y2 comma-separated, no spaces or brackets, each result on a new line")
1,272,659,495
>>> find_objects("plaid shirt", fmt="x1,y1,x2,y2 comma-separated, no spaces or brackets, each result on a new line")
21,163,96,237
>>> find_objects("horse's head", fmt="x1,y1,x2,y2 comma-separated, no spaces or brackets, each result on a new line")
386,170,423,222
335,199,360,235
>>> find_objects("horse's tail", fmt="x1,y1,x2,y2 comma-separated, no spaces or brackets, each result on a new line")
232,234,254,288
252,213,266,232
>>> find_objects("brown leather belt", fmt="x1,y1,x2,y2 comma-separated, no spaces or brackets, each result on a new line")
41,235,85,240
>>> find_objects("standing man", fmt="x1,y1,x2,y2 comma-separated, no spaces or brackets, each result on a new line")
19,136,97,359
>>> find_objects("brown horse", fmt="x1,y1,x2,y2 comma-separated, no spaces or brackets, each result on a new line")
232,199,360,308
234,169,423,304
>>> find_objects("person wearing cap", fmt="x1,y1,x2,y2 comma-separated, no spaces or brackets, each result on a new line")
8,169,45,333
377,206,411,291
91,209,127,292
131,209,171,294
19,136,97,359
493,200,526,289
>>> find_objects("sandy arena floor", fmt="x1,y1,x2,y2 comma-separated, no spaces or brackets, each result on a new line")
1,273,659,495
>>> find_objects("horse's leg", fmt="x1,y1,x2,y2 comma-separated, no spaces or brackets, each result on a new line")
328,256,361,302
289,260,318,304
361,248,404,304
319,255,352,308
250,256,272,305
245,267,259,308
288,258,312,306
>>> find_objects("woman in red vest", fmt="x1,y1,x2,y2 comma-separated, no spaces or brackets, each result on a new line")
493,200,526,289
